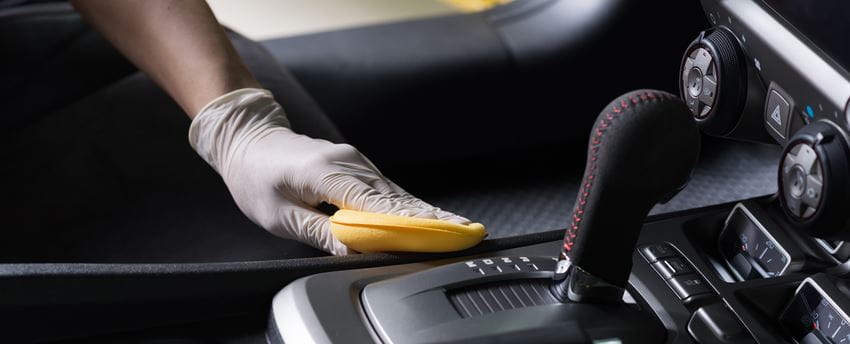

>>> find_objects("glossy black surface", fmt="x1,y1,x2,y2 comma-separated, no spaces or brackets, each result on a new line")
760,0,850,74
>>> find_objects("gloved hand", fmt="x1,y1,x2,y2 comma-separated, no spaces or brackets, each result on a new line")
189,88,470,255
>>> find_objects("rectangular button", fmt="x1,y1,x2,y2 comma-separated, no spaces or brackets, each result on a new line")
652,258,693,279
640,244,677,262
765,86,792,140
667,274,710,300
689,304,749,342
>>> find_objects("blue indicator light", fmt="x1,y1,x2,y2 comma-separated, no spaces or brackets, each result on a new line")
806,105,815,118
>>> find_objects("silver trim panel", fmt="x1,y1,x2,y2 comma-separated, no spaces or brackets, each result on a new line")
271,278,334,344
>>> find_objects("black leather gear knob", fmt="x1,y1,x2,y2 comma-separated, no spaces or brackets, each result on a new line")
552,90,700,302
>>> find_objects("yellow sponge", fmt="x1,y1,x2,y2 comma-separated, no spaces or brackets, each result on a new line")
329,209,487,253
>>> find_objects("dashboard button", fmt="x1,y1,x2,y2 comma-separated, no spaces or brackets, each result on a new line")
765,87,791,140
653,258,693,279
667,274,710,300
640,244,677,262
687,304,750,343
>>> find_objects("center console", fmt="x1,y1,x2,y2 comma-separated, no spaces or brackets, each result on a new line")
267,1,850,343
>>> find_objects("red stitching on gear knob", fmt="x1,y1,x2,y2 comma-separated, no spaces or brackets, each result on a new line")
563,91,670,252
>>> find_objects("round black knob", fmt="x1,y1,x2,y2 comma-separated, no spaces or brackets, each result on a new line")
680,27,747,136
551,90,700,302
779,120,850,240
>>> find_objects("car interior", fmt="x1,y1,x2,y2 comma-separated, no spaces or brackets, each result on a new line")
2,0,849,342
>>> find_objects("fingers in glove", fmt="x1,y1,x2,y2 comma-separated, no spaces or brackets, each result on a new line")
321,155,472,224
320,173,438,219
276,205,350,255
378,179,472,225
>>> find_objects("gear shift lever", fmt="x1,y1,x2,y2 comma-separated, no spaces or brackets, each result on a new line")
350,90,698,344
551,90,700,303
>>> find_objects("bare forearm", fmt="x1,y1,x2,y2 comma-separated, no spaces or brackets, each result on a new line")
71,0,261,117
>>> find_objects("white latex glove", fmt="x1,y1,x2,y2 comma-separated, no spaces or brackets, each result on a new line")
189,88,470,255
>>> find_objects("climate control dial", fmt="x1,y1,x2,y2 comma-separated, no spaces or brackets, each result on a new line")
779,120,850,240
680,27,747,137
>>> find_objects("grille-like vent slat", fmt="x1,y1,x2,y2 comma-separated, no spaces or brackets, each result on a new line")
448,279,558,318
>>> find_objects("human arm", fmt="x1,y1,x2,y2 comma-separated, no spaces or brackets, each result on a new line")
71,0,258,117
70,0,473,254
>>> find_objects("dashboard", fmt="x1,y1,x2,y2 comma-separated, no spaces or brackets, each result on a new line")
263,1,850,343
683,0,850,342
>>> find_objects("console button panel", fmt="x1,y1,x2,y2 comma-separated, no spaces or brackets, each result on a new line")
640,243,713,304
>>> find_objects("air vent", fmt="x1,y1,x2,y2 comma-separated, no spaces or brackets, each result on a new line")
447,279,558,318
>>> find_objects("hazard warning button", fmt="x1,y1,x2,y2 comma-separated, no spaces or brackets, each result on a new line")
765,86,791,140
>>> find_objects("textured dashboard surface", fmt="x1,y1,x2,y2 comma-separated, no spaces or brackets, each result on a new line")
427,138,781,238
